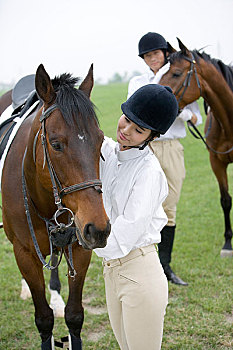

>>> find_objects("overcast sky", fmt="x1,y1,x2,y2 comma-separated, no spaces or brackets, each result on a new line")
0,0,232,85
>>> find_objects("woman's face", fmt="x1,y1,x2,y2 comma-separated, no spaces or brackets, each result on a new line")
144,49,165,73
117,114,151,150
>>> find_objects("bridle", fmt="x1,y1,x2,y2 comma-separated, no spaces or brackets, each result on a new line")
172,53,233,155
22,103,103,277
173,52,202,105
38,104,102,214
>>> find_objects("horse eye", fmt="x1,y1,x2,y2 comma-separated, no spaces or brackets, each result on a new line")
50,141,63,152
173,72,182,78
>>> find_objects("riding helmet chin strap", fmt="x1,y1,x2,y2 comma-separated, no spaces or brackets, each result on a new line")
122,132,159,150
122,140,150,150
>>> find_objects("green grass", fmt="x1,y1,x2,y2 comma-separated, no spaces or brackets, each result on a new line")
0,85,232,349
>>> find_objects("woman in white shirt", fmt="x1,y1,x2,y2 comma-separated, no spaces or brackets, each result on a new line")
94,84,178,350
128,32,203,286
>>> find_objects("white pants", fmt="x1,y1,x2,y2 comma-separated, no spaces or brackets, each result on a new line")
103,244,168,350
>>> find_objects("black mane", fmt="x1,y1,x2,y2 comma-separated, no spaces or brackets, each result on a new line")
51,73,98,126
169,50,233,91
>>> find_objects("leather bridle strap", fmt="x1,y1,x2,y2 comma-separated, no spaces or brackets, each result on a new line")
173,55,233,155
187,120,233,155
60,180,103,197
39,104,103,210
174,53,202,105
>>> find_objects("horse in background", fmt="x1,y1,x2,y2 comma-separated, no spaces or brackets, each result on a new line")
160,38,233,257
0,64,110,349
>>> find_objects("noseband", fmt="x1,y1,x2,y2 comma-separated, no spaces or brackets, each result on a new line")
22,103,103,277
173,53,202,105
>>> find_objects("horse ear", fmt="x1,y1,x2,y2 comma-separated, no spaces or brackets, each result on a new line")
167,42,177,54
79,64,94,97
177,38,190,56
35,64,56,104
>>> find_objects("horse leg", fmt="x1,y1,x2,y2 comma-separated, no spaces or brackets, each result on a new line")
209,154,233,256
20,278,32,299
49,253,65,318
64,244,92,349
13,241,55,349
19,254,65,317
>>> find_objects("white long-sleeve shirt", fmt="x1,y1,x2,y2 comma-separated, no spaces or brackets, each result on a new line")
128,69,202,140
94,137,168,261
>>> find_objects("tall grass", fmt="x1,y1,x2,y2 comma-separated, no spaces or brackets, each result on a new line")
0,84,232,349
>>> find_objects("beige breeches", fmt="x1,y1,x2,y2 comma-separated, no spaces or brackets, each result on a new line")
150,139,185,226
103,245,168,350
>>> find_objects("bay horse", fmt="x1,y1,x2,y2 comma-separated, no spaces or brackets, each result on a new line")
160,38,233,257
0,89,12,115
0,64,110,349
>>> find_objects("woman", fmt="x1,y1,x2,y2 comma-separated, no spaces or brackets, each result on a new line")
94,84,178,350
128,32,203,286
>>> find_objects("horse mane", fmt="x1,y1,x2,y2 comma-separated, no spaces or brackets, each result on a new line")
169,50,233,91
51,73,98,126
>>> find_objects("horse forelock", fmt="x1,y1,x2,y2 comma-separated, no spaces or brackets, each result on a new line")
168,51,185,64
51,74,99,127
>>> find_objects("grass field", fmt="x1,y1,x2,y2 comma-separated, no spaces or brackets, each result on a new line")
0,83,232,349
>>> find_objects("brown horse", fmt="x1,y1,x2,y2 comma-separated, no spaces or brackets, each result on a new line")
0,89,12,115
160,38,233,257
0,64,110,349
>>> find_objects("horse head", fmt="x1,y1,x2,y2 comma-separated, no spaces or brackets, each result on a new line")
26,64,110,250
160,38,202,109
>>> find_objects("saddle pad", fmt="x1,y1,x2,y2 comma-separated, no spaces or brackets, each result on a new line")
0,100,40,188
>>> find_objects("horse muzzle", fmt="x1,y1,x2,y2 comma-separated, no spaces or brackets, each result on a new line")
76,221,111,250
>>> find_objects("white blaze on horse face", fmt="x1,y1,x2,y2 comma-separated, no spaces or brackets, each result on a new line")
78,134,85,142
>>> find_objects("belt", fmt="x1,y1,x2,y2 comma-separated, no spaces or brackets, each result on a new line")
103,244,157,268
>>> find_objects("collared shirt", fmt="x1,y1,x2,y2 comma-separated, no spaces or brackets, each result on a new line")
94,137,168,261
127,70,202,140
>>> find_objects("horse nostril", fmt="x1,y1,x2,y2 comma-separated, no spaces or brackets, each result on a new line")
84,224,96,244
83,222,111,248
106,221,111,236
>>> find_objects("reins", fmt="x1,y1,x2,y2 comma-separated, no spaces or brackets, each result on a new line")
187,120,233,155
22,103,103,278
174,54,233,155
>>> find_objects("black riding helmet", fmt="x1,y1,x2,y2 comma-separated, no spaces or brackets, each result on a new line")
121,84,178,136
138,32,168,58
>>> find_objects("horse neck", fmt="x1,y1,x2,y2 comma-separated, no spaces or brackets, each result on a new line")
199,59,233,135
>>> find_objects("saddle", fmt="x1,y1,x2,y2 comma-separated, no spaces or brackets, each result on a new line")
0,90,41,160
12,74,36,110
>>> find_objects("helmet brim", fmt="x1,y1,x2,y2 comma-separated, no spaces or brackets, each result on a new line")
121,102,159,132
138,47,167,58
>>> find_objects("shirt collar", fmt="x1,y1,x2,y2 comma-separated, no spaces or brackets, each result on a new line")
115,143,150,162
147,69,155,81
